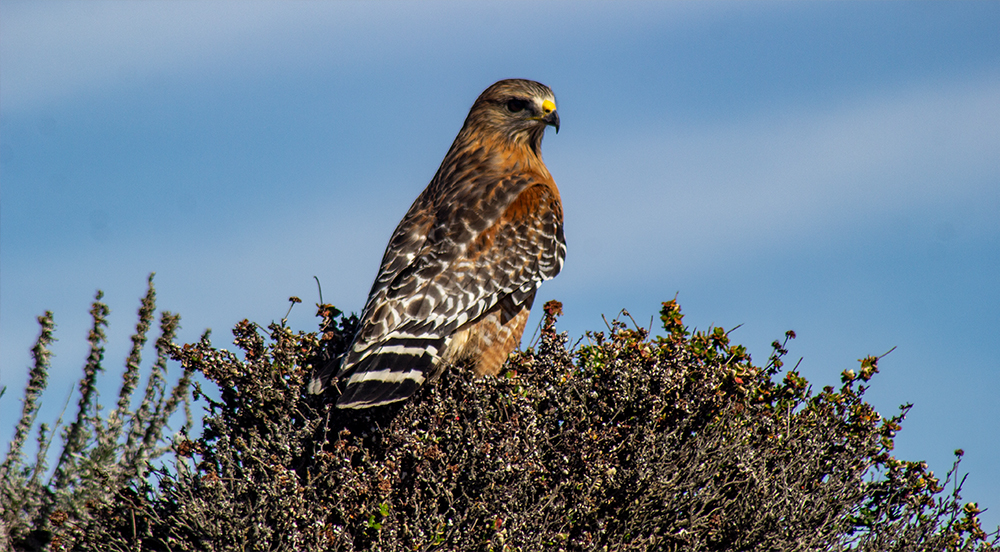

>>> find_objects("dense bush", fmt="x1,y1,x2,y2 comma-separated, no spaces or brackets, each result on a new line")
2,277,997,550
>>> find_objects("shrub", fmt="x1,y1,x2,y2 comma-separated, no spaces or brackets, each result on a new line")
1,276,192,551
2,284,997,551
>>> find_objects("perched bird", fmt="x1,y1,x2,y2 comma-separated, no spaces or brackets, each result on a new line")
309,79,565,409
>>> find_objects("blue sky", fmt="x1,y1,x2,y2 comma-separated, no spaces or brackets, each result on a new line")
2,0,998,527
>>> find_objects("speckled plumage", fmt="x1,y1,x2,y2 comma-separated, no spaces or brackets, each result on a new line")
309,79,565,409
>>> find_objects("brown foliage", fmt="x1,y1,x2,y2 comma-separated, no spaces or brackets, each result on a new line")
5,294,998,551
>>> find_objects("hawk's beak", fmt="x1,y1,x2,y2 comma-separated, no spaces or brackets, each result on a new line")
544,110,560,134
541,99,559,133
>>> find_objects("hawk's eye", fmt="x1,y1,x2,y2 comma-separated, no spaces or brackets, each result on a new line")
506,99,529,113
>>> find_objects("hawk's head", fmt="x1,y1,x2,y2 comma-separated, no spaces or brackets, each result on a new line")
463,79,559,152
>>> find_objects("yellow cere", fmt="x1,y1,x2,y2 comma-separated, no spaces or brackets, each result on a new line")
542,100,556,114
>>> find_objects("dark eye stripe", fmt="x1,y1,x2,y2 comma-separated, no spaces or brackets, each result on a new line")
506,98,529,113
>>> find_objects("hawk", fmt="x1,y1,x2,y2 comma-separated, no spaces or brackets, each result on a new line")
309,79,564,409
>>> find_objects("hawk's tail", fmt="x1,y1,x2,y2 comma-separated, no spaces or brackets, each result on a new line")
305,355,343,396
308,337,446,409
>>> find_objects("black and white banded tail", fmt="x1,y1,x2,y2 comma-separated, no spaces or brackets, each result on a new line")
308,335,447,409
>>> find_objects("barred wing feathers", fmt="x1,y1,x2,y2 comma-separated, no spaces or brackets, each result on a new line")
332,168,564,408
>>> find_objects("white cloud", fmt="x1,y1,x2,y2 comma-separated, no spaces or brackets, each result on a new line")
1,1,366,112
0,1,718,114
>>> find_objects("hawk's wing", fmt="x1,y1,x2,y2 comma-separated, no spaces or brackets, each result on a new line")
357,177,563,360
321,173,564,408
